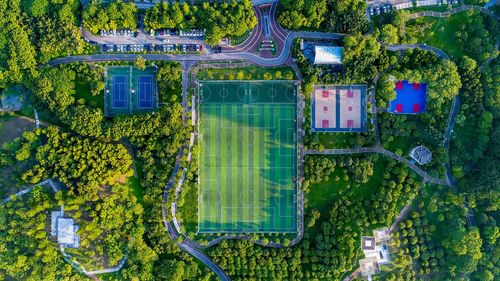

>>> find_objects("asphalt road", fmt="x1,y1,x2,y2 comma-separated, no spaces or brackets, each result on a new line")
385,44,449,60
50,31,343,67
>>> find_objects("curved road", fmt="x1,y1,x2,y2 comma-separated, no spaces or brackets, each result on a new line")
50,31,343,67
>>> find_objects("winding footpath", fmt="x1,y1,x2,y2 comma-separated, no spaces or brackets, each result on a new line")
408,4,499,20
305,147,448,185
159,64,230,281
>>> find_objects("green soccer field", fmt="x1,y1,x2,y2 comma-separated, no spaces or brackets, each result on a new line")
198,81,298,233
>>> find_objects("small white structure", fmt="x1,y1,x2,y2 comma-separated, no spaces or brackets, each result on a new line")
51,207,80,248
359,228,391,280
313,46,343,65
410,145,432,165
393,1,413,9
416,0,438,6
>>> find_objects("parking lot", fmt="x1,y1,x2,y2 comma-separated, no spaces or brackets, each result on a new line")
367,0,459,14
101,43,205,54
83,26,208,54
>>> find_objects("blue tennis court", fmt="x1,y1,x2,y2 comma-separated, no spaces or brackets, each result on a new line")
112,76,128,108
138,75,153,108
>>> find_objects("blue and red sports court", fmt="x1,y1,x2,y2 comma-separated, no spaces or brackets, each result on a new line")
388,80,427,114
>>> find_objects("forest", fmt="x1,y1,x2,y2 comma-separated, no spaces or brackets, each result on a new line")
278,0,369,34
82,1,138,34
144,0,257,45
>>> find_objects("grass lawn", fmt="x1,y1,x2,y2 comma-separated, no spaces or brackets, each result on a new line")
464,0,488,4
318,133,352,149
0,115,35,144
230,30,252,46
75,80,104,109
0,115,37,198
64,247,110,272
385,135,413,155
178,181,198,234
406,11,486,62
127,176,143,204
196,65,296,81
305,155,386,238
407,4,457,13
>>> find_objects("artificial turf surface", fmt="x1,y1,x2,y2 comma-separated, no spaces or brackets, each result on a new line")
198,80,298,233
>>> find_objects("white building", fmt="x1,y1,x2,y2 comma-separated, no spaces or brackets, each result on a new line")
313,46,343,65
359,228,392,280
416,0,438,6
51,207,80,248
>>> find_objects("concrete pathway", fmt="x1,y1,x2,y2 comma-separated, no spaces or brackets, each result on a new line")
2,179,58,203
305,146,448,185
408,5,499,20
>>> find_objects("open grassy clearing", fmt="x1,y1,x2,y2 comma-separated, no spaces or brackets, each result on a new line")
230,30,252,46
0,115,35,144
0,116,36,198
75,79,104,109
307,156,386,214
407,5,455,13
406,10,493,62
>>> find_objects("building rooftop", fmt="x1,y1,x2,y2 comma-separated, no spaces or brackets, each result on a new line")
51,207,80,248
57,218,76,245
373,227,391,242
313,46,343,65
410,145,432,165
359,256,380,278
361,236,376,251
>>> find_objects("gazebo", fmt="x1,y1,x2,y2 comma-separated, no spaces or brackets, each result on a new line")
409,145,432,165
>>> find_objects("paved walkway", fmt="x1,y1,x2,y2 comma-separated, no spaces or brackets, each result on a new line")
2,179,58,203
305,146,448,185
409,5,499,20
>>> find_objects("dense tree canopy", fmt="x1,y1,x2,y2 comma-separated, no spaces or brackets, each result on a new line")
144,0,257,45
20,127,133,201
278,0,369,34
82,1,138,34
0,186,84,280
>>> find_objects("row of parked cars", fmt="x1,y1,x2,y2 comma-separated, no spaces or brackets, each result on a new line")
100,29,136,37
103,44,145,52
159,43,203,52
152,29,205,37
442,0,459,5
369,5,392,16
102,43,203,53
